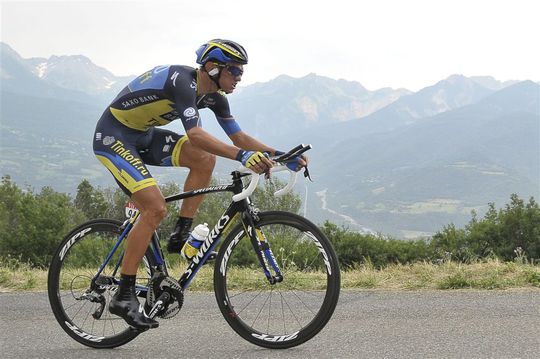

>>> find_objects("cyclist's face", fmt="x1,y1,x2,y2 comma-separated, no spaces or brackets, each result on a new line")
219,63,243,94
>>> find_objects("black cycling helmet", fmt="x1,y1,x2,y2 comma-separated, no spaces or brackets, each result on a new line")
195,39,248,65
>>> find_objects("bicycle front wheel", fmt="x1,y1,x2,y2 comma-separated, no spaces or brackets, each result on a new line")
47,219,156,348
214,211,340,349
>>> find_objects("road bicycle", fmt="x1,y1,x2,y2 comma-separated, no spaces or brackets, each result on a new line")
48,144,340,349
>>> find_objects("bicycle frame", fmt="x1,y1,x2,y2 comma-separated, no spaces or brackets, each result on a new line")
93,170,283,294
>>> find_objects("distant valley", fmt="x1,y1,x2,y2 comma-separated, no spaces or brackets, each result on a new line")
1,42,538,238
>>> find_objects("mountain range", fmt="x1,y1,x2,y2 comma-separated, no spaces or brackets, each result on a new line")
1,42,538,238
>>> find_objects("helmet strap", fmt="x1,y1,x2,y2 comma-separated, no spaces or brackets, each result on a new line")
203,63,223,90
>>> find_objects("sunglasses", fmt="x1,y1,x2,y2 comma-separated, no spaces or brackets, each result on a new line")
226,65,244,77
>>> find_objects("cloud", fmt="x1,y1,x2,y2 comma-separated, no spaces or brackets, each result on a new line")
2,0,539,90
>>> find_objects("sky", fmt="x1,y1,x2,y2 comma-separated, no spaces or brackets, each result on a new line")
1,0,539,91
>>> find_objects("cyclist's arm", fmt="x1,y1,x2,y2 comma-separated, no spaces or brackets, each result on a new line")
229,130,277,155
187,127,273,173
204,92,277,157
187,127,244,160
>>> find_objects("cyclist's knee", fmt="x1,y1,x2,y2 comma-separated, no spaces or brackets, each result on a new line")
130,186,167,222
202,152,216,171
138,199,167,227
191,151,216,171
181,143,216,172
191,151,216,172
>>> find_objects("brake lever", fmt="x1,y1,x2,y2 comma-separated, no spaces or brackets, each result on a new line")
303,165,313,182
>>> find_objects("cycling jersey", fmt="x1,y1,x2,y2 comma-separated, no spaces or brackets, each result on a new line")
93,65,241,196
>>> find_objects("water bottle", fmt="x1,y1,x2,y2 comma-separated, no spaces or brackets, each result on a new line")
181,223,210,260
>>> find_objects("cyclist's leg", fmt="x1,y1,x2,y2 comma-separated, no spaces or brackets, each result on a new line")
176,140,216,216
93,117,162,329
123,186,167,274
139,128,216,252
175,141,216,257
106,185,164,329
94,119,167,272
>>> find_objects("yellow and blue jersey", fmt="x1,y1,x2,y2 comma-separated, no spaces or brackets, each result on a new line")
92,65,241,196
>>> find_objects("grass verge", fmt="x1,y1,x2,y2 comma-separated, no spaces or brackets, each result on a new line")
1,259,539,292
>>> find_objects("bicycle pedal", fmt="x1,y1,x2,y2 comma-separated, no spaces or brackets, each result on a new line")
147,292,170,318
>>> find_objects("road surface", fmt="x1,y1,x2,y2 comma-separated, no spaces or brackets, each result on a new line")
1,290,539,358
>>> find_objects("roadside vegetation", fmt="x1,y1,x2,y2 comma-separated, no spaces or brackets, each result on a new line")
0,175,539,291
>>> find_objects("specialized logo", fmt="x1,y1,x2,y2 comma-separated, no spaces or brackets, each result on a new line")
193,185,229,194
183,107,197,117
110,140,149,175
102,136,115,146
170,71,179,87
184,214,230,279
60,227,92,260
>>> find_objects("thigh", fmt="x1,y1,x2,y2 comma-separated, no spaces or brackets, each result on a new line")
175,139,216,169
137,128,188,167
129,185,166,213
93,116,156,196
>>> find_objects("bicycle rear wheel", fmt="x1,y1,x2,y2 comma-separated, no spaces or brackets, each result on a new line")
47,219,156,348
214,211,340,349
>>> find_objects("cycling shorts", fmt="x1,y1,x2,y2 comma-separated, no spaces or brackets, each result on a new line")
93,112,188,196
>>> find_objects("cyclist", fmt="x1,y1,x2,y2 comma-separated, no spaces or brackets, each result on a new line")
92,39,306,329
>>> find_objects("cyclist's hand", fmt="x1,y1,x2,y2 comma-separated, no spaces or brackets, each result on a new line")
286,155,308,171
274,150,308,172
236,150,273,174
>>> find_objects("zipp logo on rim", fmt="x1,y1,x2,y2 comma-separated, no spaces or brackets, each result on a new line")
252,331,299,342
305,231,332,275
60,228,92,260
65,321,104,342
220,230,244,275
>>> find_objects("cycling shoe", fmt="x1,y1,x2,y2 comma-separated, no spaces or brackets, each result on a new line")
109,288,159,330
166,228,189,254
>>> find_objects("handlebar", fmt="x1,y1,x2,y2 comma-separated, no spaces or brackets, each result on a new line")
232,144,311,202
232,165,297,202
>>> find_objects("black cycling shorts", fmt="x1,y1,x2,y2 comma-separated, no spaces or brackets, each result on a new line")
93,112,187,196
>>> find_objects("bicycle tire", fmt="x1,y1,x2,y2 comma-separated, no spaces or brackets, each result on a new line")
47,219,156,348
214,211,340,349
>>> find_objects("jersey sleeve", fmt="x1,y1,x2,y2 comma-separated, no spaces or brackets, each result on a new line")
169,68,202,132
206,92,242,136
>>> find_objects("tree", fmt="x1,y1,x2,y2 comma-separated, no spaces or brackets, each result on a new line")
252,178,302,214
430,194,540,261
0,177,84,267
74,179,108,220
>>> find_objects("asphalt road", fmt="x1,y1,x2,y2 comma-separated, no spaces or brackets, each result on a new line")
1,290,539,359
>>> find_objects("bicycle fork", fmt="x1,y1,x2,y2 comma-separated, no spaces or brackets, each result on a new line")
242,210,283,284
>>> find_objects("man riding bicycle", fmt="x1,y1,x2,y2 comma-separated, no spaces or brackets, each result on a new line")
92,39,306,329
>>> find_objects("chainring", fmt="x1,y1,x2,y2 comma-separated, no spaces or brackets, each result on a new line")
146,274,184,319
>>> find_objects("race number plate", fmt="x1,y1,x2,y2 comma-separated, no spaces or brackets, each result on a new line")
125,201,139,218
